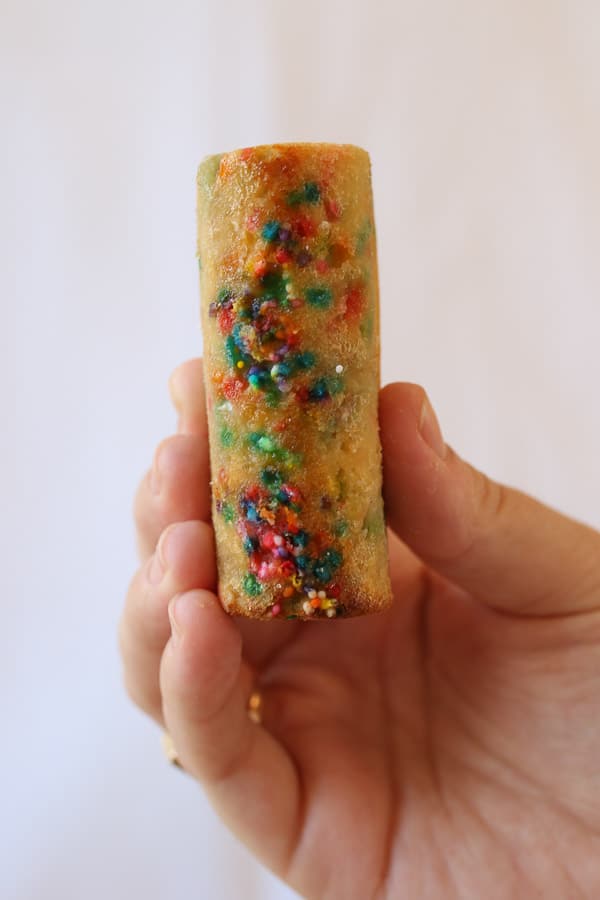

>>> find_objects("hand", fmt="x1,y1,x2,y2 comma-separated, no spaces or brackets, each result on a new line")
119,358,600,899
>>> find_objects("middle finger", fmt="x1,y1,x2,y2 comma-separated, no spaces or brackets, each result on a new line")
134,432,211,561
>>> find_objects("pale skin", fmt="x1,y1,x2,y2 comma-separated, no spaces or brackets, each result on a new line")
120,358,600,899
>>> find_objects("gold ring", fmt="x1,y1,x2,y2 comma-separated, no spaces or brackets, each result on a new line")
162,691,263,766
247,690,263,725
161,731,182,769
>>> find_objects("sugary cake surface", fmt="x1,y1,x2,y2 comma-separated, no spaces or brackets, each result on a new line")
197,143,392,619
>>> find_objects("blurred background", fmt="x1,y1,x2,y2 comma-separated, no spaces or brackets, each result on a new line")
2,1,600,897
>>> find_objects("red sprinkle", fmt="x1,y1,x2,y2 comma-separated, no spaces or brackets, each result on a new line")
294,215,317,238
315,259,329,274
245,210,261,232
217,307,235,335
344,286,365,320
275,248,292,264
328,582,341,598
254,258,268,278
325,197,342,220
294,385,310,403
222,376,247,401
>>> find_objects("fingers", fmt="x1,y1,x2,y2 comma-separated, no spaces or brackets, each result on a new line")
169,358,208,436
134,433,211,561
379,382,600,615
119,520,217,722
134,359,209,562
160,590,300,877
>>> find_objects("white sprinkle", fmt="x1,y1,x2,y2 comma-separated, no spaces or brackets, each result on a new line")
317,590,326,599
326,608,337,618
302,601,315,615
308,589,317,599
335,364,344,374
273,535,283,547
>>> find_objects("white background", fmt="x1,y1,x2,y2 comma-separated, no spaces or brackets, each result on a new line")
2,1,600,898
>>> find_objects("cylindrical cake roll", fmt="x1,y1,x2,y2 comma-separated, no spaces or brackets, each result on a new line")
196,143,392,619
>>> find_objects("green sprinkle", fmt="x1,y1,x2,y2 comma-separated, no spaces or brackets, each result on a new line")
249,432,277,453
363,502,385,537
197,256,202,270
286,189,304,207
261,271,289,303
243,573,262,596
313,562,332,583
323,547,343,569
293,351,316,370
334,519,349,538
224,335,240,367
258,435,276,452
218,286,233,303
265,390,281,408
360,310,374,342
220,427,235,448
221,502,235,523
286,182,321,206
260,467,283,488
306,287,332,309
356,220,373,255
278,449,302,467
303,181,321,203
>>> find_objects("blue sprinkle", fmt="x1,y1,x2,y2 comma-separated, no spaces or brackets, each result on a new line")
291,530,309,548
306,287,332,308
262,220,281,242
308,378,330,401
313,562,332,583
303,181,321,203
323,548,343,569
293,351,316,370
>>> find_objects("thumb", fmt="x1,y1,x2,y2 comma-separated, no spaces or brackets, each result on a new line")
379,382,600,616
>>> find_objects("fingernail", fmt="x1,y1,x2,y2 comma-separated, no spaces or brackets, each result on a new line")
169,591,214,639
147,526,172,584
168,594,183,643
168,592,195,643
419,395,446,459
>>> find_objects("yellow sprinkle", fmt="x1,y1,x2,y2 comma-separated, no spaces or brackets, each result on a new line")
236,360,245,369
291,575,302,588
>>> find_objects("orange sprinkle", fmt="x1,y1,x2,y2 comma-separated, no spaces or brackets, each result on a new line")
310,597,321,609
212,371,224,383
218,155,235,180
254,258,268,278
283,586,294,598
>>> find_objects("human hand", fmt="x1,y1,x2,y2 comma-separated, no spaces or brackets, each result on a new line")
119,358,600,899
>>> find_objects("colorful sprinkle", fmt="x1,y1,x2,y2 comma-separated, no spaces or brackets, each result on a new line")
305,286,332,309
262,220,281,242
243,572,262,596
